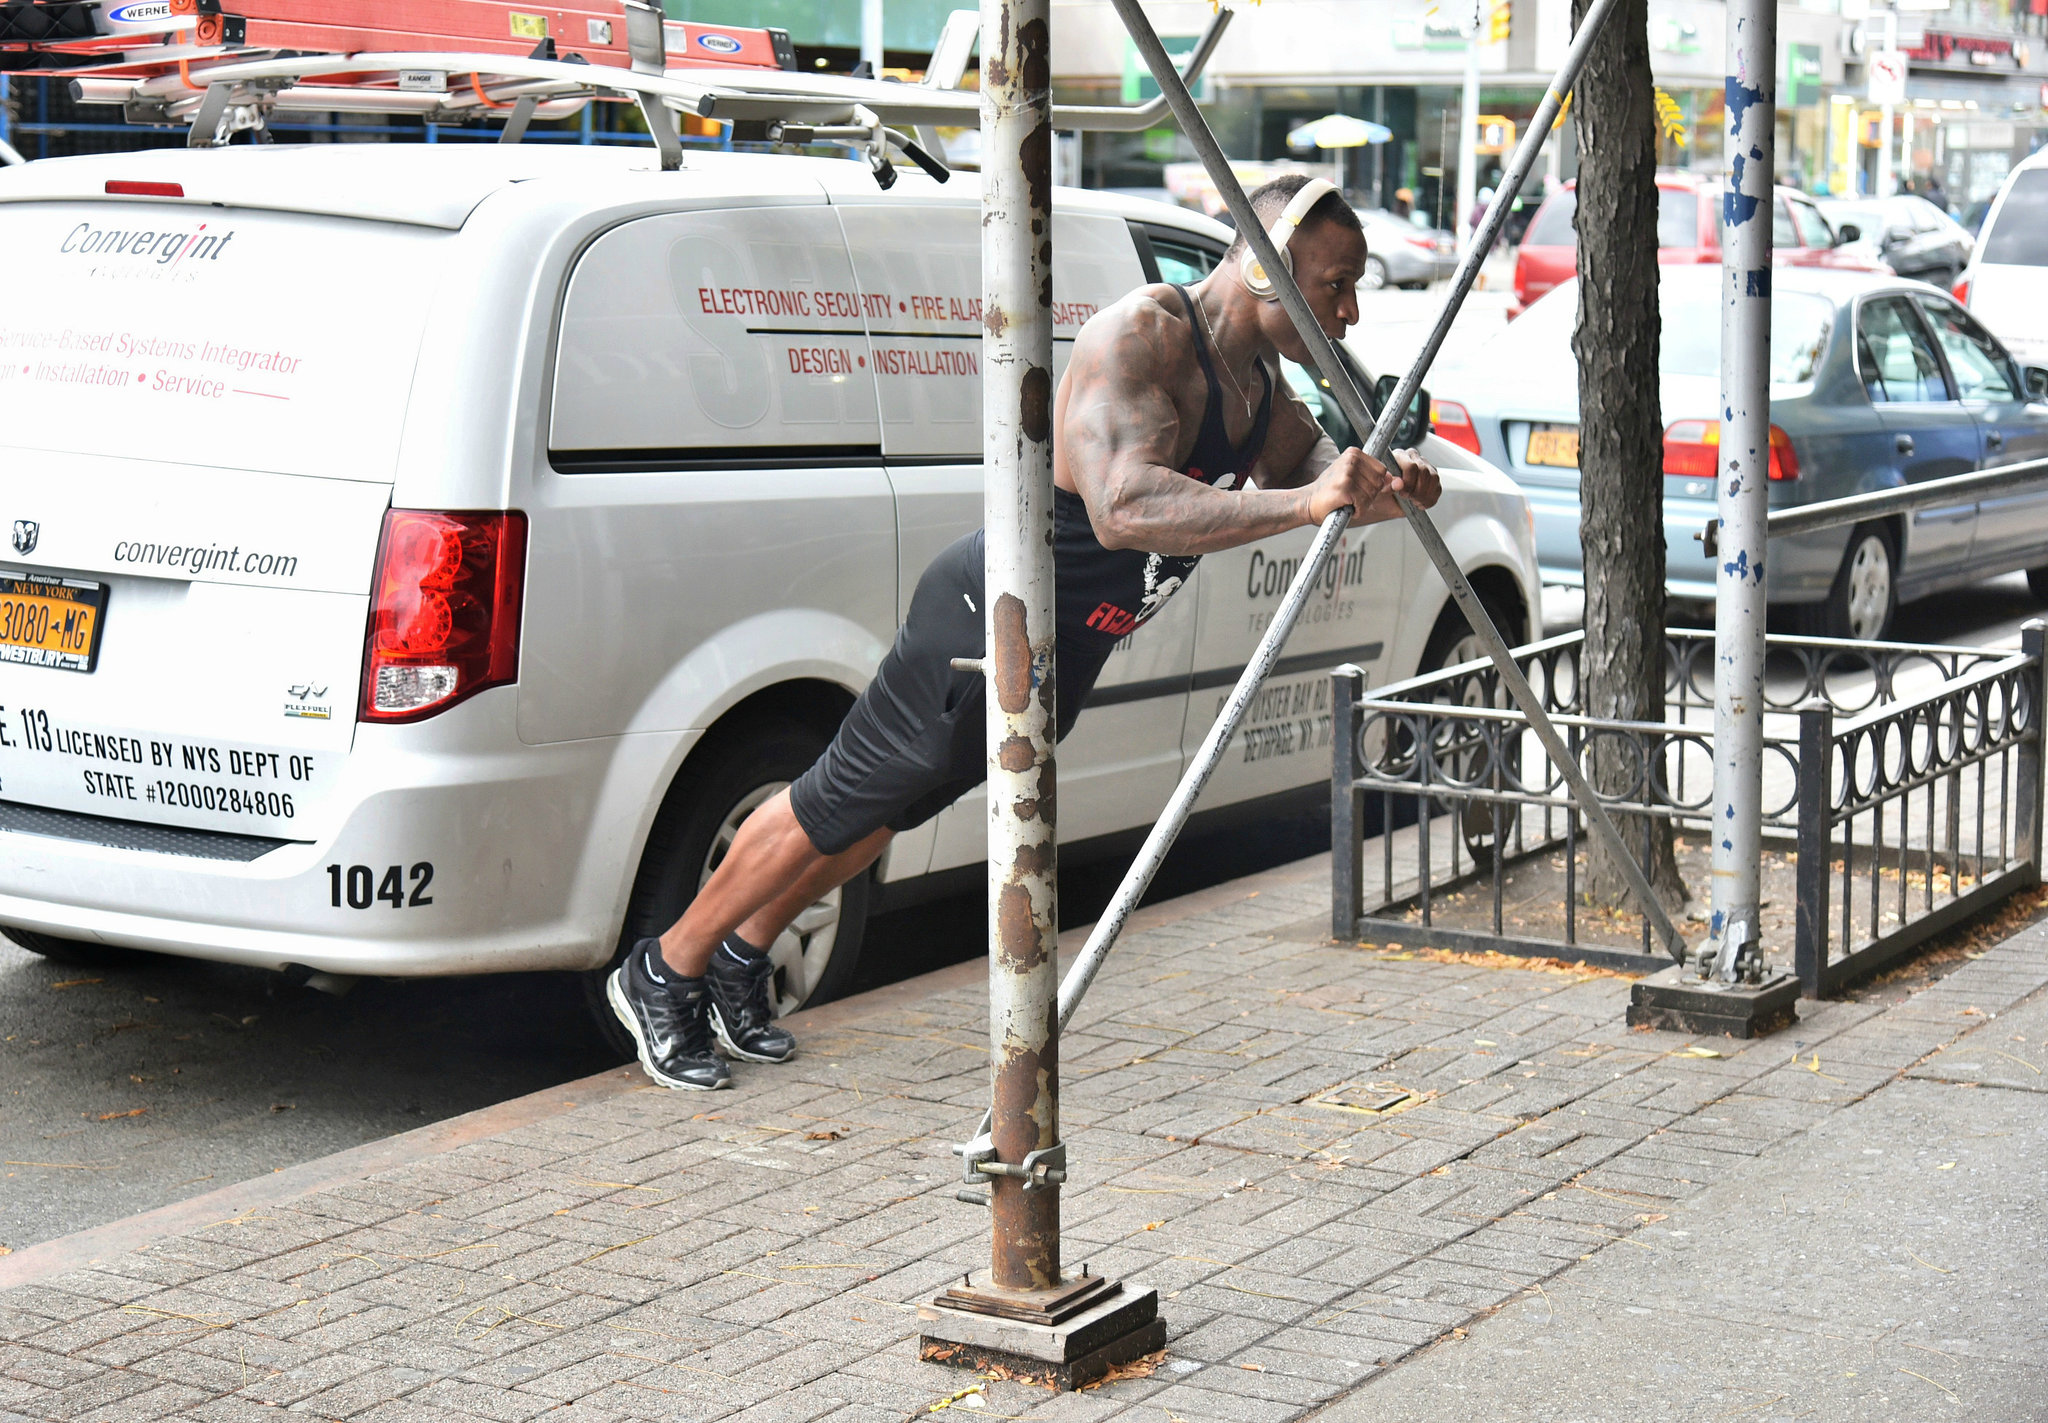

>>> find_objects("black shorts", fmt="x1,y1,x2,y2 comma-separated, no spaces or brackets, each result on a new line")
789,531,1112,856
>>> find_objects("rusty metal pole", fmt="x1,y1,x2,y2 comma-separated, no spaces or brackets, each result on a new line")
920,0,1165,1387
977,0,1059,1294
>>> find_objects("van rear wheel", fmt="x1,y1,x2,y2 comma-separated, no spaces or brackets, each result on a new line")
2,928,141,968
583,719,869,1060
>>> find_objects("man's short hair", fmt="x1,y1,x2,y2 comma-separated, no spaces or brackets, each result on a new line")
1223,175,1362,261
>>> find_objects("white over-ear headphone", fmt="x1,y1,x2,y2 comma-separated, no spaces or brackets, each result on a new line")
1237,178,1341,301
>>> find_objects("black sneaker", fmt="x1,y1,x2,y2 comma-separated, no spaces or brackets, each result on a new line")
707,943,798,1064
607,941,732,1091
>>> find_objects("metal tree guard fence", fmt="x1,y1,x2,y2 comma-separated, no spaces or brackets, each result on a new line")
1332,622,2047,996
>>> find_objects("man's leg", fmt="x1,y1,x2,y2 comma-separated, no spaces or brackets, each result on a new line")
655,790,890,976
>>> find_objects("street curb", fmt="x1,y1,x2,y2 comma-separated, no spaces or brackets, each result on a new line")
0,850,1331,1292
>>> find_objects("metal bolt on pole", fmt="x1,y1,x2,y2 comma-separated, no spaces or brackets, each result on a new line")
1707,0,1775,983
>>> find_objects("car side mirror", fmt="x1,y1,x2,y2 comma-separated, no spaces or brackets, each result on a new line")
1374,373,1432,447
1834,222,1860,246
2026,366,2048,402
1883,225,1912,248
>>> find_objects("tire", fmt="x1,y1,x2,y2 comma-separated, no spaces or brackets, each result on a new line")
2026,566,2048,605
2,927,141,968
1361,255,1390,292
581,717,869,1059
1417,591,1524,870
1799,522,1896,642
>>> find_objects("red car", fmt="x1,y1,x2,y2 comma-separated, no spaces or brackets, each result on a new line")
1510,172,1889,318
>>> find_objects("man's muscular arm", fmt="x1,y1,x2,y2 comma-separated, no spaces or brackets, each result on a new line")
1063,297,1343,556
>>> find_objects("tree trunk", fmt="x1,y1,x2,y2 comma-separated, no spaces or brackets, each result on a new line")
1570,0,1688,914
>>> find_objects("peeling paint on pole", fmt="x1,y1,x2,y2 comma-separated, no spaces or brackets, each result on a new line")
981,0,1059,1291
1711,0,1774,967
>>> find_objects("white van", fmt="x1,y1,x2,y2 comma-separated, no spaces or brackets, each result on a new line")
1958,148,2048,368
0,142,1539,1041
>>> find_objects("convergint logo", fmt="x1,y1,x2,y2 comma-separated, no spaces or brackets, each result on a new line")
60,221,236,267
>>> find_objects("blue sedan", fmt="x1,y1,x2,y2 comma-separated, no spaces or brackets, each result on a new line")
1430,266,2048,639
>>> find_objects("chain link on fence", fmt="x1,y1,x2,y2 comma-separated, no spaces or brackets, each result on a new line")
1332,623,2046,994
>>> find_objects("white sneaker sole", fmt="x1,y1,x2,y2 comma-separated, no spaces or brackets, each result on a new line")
606,969,729,1091
709,1001,797,1065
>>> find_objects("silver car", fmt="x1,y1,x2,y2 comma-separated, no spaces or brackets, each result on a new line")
1431,264,2048,639
1358,207,1458,290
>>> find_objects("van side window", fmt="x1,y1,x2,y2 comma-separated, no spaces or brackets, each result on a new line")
1150,235,1221,285
550,207,879,467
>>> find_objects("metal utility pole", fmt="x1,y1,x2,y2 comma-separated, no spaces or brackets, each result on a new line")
1706,0,1775,983
1457,0,1482,254
919,0,1164,1388
976,0,1058,1298
861,0,884,73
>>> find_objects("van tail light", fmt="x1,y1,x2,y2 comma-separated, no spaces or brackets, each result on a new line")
361,510,527,723
1952,275,1970,304
1663,421,1798,482
1432,399,1484,455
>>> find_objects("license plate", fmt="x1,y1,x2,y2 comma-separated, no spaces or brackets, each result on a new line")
0,572,107,674
1526,426,1580,468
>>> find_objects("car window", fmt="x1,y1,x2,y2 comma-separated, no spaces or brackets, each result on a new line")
1981,169,2048,267
1656,188,1700,248
1857,298,1953,404
1908,199,1942,233
1280,357,1362,449
1523,190,1576,246
1660,287,1834,385
1792,200,1834,248
1150,234,1220,285
1773,199,1800,250
1827,203,1880,240
1916,298,2017,401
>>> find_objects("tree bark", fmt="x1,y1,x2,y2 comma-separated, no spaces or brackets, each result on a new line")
1570,0,1688,913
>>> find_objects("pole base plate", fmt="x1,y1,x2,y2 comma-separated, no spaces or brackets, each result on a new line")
1626,965,1799,1038
919,1273,1163,1390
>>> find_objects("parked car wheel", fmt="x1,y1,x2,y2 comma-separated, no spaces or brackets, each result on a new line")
1362,255,1390,292
2026,565,2048,605
1418,590,1524,870
1801,522,1897,641
2,928,142,968
582,718,869,1058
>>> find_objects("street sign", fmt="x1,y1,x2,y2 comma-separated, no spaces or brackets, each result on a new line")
1868,48,1908,105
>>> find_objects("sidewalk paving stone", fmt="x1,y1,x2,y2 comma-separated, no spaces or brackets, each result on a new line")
3,860,2046,1419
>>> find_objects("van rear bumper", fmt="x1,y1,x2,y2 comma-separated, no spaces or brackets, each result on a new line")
0,692,689,977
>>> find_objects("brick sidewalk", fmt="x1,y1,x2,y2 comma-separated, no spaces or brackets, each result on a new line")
2,853,2044,1423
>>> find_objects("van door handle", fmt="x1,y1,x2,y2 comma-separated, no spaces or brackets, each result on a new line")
1895,433,1915,454
1986,430,2004,450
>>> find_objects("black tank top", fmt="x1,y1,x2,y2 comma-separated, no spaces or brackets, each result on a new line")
1053,284,1275,650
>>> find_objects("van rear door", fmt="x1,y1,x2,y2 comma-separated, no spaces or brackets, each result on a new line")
0,200,451,841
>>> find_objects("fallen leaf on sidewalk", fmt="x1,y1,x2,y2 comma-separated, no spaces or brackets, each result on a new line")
49,978,103,990
1803,1053,1845,1083
1937,1161,1956,1170
95,1108,146,1121
1992,1050,2040,1075
804,1129,845,1141
1675,1046,1722,1058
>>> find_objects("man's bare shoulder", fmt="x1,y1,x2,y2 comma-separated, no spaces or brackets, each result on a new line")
1070,283,1194,379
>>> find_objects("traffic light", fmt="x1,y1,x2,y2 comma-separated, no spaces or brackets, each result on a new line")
1488,1,1511,43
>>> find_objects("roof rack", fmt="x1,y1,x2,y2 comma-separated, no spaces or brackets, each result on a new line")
1,0,1231,182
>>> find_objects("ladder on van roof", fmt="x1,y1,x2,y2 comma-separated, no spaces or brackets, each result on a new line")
0,0,1229,181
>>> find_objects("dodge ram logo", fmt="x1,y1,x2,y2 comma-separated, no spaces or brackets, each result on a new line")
11,520,37,557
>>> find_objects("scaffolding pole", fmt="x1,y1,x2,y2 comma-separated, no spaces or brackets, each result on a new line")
1706,0,1775,981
